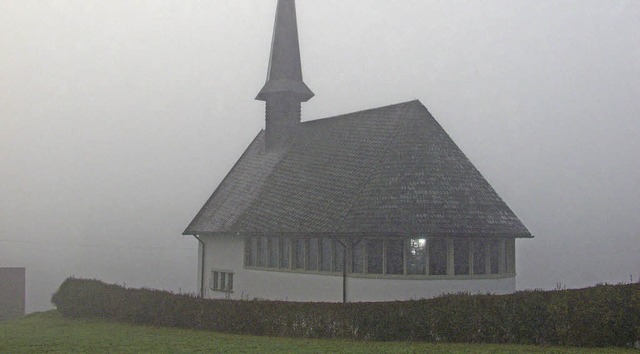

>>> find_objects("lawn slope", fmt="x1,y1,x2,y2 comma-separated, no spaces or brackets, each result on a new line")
0,311,634,353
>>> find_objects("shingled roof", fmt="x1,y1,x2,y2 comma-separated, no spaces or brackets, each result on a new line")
184,100,532,238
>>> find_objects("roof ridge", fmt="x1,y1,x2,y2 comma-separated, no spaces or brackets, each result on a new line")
302,99,422,125
327,102,421,231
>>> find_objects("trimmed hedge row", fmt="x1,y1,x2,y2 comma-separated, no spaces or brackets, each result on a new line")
51,278,640,347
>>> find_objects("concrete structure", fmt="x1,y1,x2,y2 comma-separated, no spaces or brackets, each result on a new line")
184,0,532,302
0,267,26,321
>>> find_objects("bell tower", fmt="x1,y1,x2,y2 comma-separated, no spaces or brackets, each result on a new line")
256,0,314,150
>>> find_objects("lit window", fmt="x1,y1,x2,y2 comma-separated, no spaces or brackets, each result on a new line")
407,238,426,275
242,236,510,278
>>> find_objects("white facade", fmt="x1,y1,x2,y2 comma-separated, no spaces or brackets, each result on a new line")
197,235,515,302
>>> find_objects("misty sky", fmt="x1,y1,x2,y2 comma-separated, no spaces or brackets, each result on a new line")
1,0,639,312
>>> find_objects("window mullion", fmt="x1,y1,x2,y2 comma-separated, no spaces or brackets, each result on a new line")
485,241,491,274
425,238,430,276
469,240,475,276
446,238,454,276
403,239,408,276
382,238,387,275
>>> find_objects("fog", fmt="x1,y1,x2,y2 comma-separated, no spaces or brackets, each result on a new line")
1,0,639,312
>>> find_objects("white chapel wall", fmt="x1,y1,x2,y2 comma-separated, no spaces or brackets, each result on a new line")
201,235,515,302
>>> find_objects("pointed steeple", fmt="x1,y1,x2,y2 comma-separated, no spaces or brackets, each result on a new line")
256,0,314,102
257,0,313,151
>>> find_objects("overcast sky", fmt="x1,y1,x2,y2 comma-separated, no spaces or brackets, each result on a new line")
2,0,639,312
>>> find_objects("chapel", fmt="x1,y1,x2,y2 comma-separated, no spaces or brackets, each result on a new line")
183,0,532,302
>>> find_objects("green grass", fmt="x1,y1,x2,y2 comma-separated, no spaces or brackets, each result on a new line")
0,311,635,353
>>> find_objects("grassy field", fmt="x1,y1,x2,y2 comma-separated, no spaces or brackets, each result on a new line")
0,311,636,353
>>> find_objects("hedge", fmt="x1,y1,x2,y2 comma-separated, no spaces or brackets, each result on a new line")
51,278,640,347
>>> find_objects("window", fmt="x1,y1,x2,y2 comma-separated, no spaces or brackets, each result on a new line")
269,237,279,268
210,270,234,292
294,238,305,269
257,236,268,267
407,238,426,275
227,273,233,291
366,239,383,274
454,239,470,275
473,240,487,275
352,240,364,274
385,239,404,275
429,238,447,275
334,239,344,272
506,239,515,274
280,238,291,269
320,238,332,272
242,236,510,278
212,270,218,289
308,238,319,271
244,236,254,267
490,240,500,274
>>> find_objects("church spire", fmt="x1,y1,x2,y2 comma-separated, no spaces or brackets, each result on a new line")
256,0,314,102
257,0,313,150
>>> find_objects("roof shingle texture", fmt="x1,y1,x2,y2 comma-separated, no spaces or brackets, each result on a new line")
184,100,531,238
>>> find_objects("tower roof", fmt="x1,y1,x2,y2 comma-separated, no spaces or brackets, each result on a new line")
256,0,314,102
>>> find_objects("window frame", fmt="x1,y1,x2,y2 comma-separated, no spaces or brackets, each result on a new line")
242,236,513,280
209,269,234,293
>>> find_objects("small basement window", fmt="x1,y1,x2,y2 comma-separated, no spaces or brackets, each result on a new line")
210,270,234,292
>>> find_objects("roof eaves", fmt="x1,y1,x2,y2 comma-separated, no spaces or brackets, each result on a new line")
187,231,533,238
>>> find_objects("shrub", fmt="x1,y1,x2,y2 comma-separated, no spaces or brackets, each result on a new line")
51,278,640,347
